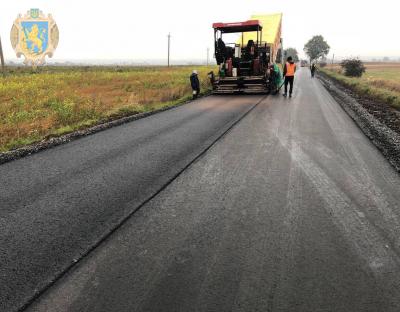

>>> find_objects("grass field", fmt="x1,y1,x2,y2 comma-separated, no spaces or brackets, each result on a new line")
0,66,215,152
322,63,400,109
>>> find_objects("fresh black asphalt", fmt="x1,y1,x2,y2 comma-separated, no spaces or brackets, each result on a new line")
0,94,262,312
2,69,400,312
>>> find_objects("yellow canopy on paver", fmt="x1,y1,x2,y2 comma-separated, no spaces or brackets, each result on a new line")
257,13,281,42
239,13,282,62
240,13,282,45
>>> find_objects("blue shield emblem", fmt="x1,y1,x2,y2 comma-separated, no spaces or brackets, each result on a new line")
20,21,49,55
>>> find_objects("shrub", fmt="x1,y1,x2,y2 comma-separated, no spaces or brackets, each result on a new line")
340,58,366,77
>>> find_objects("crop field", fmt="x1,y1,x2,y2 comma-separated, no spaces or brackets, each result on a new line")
0,66,215,152
323,63,400,109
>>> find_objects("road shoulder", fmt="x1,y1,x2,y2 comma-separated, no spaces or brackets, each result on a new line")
318,72,400,172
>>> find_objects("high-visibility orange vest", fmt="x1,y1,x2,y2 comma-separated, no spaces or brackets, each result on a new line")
285,63,296,76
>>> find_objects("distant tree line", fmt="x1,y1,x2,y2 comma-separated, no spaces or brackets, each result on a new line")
303,35,367,77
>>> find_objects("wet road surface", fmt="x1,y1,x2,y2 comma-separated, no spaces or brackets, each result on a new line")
2,69,400,311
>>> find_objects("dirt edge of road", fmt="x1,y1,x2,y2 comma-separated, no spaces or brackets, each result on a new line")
0,94,210,166
318,72,400,173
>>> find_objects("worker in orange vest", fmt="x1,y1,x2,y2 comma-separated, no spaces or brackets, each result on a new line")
283,56,296,97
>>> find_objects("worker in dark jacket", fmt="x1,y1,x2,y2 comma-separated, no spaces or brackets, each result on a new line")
311,63,316,78
190,70,200,99
283,56,296,97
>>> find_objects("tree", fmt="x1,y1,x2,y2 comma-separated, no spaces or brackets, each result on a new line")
284,48,299,62
304,35,330,63
340,58,366,77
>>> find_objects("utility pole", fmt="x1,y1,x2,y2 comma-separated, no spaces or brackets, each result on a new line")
167,33,171,67
0,35,5,77
331,53,335,65
207,47,209,66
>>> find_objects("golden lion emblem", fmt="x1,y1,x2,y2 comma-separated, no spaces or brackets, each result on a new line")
21,24,46,55
10,9,59,67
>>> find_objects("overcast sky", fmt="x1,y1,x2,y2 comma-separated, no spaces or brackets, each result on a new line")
1,0,400,63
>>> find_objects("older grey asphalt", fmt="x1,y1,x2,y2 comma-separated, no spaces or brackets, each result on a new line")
25,68,400,312
0,94,264,312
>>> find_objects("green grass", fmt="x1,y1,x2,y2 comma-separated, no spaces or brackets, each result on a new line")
0,65,216,152
321,66,400,110
364,68,400,81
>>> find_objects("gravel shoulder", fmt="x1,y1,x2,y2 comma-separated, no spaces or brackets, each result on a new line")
318,71,400,172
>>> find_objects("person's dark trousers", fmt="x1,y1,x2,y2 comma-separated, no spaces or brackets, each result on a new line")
192,88,200,99
284,76,294,95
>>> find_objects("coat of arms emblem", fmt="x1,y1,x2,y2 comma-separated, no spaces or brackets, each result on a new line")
10,9,59,67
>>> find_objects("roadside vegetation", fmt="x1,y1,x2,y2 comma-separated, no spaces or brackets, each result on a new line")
340,58,366,77
0,65,215,152
321,62,400,110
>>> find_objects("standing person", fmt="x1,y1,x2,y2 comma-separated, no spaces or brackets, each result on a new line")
283,56,296,98
311,63,316,78
190,70,200,99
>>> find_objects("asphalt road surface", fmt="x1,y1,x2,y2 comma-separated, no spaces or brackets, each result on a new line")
0,94,262,312
2,68,400,312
